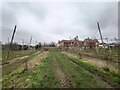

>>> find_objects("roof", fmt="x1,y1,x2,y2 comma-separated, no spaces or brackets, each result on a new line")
84,38,99,43
58,40,83,43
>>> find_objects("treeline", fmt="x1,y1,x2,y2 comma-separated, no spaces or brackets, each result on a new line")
2,43,34,50
2,42,56,50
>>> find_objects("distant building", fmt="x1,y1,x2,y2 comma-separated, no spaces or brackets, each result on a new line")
84,38,99,49
58,37,100,50
98,43,108,49
58,39,84,48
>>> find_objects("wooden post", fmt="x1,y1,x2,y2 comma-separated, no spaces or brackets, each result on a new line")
23,36,32,72
114,37,118,43
105,38,111,52
5,25,17,64
22,39,24,50
24,58,28,71
28,36,32,50
97,22,104,44
97,22,107,60
97,22,106,50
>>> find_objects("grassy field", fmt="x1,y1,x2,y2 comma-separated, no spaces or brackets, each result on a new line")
2,50,37,63
79,47,118,62
2,48,120,88
66,47,119,77
62,52,120,84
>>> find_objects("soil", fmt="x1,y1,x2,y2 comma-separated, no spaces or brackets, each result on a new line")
53,57,75,88
27,51,48,70
17,51,48,73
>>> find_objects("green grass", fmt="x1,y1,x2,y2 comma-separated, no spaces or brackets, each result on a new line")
54,51,110,88
2,50,39,76
2,49,119,88
2,50,37,63
62,53,120,84
32,52,60,88
79,47,118,61
3,69,33,88
2,50,42,88
2,50,60,88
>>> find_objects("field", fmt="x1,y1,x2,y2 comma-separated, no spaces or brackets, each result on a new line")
1,48,120,88
2,50,37,63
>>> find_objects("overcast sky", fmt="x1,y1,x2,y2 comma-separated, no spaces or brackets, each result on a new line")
1,2,118,45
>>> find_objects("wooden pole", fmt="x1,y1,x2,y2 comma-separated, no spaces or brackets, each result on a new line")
114,37,118,43
29,36,32,50
97,22,106,49
105,38,111,53
97,22,107,60
5,25,17,64
22,39,24,50
23,36,32,71
30,36,32,45
97,22,104,44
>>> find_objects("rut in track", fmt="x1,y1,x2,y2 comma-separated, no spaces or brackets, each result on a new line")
62,51,119,88
53,56,75,88
67,57,120,88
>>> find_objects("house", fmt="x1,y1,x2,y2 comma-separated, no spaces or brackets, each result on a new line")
84,38,99,49
58,37,99,50
98,43,108,49
58,39,84,48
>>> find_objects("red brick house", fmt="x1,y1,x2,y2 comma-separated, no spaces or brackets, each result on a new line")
58,37,99,49
58,40,83,48
84,38,99,49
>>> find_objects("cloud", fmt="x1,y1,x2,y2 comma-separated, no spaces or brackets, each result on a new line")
1,2,118,44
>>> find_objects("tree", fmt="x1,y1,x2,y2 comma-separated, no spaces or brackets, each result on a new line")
35,42,42,50
49,42,56,47
23,45,29,50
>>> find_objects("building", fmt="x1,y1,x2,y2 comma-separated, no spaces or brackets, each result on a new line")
58,39,84,48
84,38,99,49
98,43,108,49
58,36,99,50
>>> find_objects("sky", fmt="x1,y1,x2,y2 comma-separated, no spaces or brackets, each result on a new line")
1,1,118,45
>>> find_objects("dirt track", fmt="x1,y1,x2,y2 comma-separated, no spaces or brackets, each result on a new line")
54,57,75,88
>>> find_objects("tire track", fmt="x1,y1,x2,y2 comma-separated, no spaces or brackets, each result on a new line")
67,57,120,88
53,54,75,88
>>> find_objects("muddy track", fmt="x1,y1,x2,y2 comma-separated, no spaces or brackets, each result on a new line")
53,56,75,88
67,57,120,88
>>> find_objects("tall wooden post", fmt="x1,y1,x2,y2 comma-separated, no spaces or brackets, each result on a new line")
97,22,104,44
114,37,118,43
23,36,32,72
5,25,17,64
22,39,24,50
97,22,107,59
29,36,32,50
105,38,111,52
